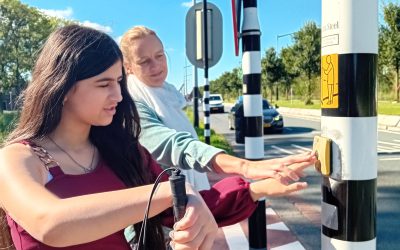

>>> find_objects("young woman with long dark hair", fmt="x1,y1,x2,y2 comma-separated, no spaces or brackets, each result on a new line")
0,24,220,250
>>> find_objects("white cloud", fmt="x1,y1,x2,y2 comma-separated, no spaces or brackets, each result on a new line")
39,7,73,19
38,7,112,34
115,35,123,45
81,21,113,34
165,47,175,53
181,1,193,8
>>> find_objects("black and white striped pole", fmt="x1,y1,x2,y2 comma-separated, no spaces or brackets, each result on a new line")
241,0,266,249
185,2,222,144
320,0,377,249
202,0,211,144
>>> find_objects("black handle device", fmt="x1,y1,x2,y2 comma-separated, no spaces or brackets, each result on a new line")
169,169,188,222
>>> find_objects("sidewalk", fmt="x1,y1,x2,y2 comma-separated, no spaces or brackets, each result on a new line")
277,107,400,132
208,172,311,250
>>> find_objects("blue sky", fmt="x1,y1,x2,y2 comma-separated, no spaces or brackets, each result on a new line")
20,0,323,89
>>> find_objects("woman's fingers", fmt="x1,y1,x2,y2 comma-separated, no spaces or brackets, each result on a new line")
289,161,314,175
275,164,300,181
246,163,296,181
171,214,217,250
173,207,199,232
246,151,317,181
250,178,309,200
172,226,206,250
285,182,308,193
199,231,217,250
171,188,218,249
281,151,317,165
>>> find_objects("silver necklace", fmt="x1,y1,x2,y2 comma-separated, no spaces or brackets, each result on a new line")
47,136,96,173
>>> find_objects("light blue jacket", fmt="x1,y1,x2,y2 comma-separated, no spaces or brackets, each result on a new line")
136,101,224,172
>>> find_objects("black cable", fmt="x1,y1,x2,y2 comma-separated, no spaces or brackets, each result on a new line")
135,167,175,250
135,167,188,250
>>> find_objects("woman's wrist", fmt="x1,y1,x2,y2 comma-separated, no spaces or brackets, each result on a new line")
154,182,174,208
249,182,263,201
212,153,250,177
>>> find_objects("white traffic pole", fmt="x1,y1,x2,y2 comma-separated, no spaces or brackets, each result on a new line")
320,0,378,249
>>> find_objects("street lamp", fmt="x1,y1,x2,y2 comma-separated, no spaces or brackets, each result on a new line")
276,32,295,53
276,32,295,102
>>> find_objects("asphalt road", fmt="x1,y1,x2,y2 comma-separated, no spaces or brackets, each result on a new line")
205,108,400,250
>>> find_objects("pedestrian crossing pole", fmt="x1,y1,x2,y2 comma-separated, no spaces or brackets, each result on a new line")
320,0,377,249
185,1,222,143
241,0,266,249
202,0,211,144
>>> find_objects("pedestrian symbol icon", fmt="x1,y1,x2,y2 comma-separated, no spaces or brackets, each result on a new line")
321,54,338,108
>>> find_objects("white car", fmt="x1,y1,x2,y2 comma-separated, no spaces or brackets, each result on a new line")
204,94,224,113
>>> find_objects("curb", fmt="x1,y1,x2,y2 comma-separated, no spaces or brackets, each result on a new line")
277,107,400,132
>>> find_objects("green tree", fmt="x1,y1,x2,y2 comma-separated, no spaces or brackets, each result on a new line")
380,2,400,102
210,67,242,99
229,67,243,97
291,21,321,104
379,25,396,98
261,47,284,102
280,46,300,100
0,0,63,104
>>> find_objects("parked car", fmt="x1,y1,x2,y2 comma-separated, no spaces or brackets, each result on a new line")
228,98,284,133
204,94,224,113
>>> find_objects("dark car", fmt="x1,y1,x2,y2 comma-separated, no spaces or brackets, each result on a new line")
228,98,284,133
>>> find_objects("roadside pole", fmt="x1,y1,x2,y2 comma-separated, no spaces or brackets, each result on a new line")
193,64,199,128
185,1,222,142
192,0,199,128
320,0,378,249
202,0,210,144
241,0,266,249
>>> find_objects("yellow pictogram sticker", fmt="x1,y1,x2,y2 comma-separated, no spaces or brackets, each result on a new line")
321,54,338,108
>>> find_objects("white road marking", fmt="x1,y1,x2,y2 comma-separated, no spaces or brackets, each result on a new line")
267,222,290,231
378,140,400,147
271,241,305,250
378,145,397,152
271,145,294,155
266,207,277,216
379,157,400,161
222,223,248,250
291,144,313,152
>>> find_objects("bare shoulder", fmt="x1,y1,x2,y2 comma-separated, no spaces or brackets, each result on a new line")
0,143,34,164
0,143,47,183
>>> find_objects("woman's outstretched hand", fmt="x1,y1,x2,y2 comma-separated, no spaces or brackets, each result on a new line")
169,184,218,250
249,176,308,201
243,151,317,182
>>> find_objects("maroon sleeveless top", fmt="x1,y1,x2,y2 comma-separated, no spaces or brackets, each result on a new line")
6,142,131,250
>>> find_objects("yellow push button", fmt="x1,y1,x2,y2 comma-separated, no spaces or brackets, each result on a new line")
313,136,332,176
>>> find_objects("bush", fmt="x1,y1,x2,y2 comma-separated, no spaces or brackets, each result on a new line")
0,111,19,142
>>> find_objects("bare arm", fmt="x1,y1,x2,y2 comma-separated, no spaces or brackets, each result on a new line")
248,157,317,201
0,144,209,247
211,151,317,181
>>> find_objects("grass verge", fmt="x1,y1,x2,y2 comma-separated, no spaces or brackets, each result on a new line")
184,107,234,155
274,99,400,115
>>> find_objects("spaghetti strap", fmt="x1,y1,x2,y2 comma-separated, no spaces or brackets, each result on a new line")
48,166,64,177
20,140,61,172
